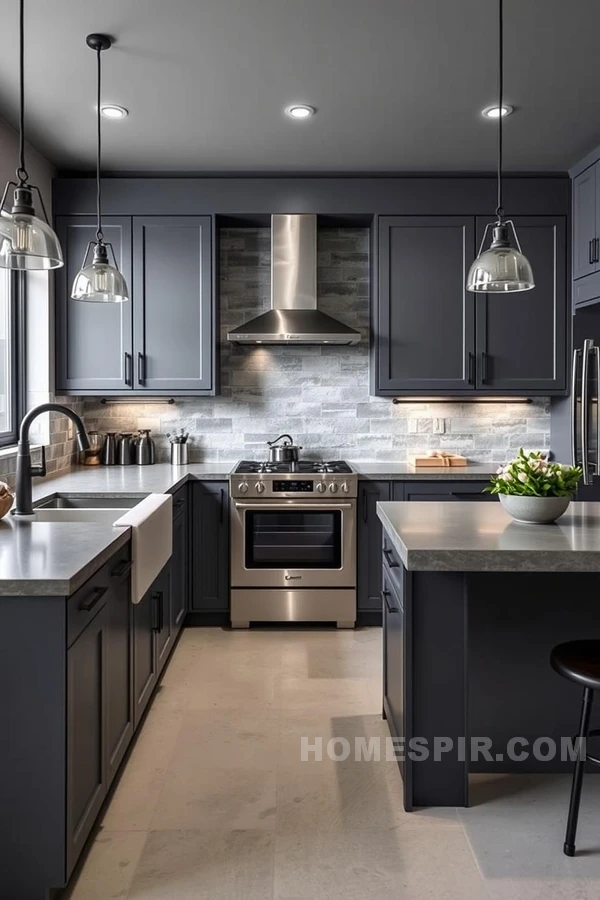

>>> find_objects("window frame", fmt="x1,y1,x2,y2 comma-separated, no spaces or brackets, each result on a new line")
0,271,26,449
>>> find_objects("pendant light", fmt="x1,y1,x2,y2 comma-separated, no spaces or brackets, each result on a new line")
71,34,128,303
0,0,63,270
466,0,534,293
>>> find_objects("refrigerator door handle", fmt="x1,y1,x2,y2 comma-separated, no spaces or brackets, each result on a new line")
581,340,593,484
571,348,581,468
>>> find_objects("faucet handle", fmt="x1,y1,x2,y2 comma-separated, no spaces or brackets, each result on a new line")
31,445,47,478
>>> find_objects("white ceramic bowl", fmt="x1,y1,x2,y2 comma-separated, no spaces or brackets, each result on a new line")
499,493,570,525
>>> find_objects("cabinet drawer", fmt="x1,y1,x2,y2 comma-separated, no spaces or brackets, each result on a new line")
403,480,492,502
68,544,131,647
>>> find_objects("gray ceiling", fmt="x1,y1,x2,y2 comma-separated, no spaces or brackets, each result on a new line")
0,0,599,173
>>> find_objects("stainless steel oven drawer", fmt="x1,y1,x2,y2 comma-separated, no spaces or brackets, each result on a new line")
231,588,356,628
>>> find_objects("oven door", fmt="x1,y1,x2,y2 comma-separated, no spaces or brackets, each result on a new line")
231,500,356,589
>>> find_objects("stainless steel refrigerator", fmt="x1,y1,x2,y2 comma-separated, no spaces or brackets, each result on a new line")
551,306,600,496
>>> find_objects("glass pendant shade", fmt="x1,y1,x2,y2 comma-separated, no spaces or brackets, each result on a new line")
71,243,129,303
0,188,63,270
467,223,534,293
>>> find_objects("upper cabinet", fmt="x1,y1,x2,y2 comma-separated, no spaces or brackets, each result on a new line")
572,162,600,309
56,215,216,395
375,214,567,396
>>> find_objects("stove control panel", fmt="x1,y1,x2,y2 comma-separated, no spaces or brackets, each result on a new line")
273,480,314,492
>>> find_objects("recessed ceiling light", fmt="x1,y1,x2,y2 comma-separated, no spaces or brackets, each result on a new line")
285,104,316,120
482,104,513,119
101,105,129,119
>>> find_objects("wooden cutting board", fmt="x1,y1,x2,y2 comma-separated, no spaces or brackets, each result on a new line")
408,453,467,467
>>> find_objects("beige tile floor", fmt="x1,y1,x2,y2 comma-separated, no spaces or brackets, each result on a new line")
64,627,600,900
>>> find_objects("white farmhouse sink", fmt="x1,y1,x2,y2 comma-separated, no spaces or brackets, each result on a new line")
29,508,132,524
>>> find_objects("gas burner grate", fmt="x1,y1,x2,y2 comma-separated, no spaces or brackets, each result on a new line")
234,459,353,475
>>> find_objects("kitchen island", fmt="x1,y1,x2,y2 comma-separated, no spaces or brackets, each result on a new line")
377,500,600,810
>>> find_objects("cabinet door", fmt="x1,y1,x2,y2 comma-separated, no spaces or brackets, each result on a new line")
171,493,189,634
377,216,476,394
357,481,391,611
133,216,213,393
66,605,108,877
573,167,597,280
403,481,493,502
133,587,157,729
191,482,229,611
382,565,405,775
475,216,567,393
154,563,173,674
105,565,134,786
56,216,133,393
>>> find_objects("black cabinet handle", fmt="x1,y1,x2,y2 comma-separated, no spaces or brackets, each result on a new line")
362,489,368,522
78,585,108,612
111,558,133,579
219,488,225,524
174,497,185,510
124,352,132,387
595,238,600,264
383,547,398,569
138,352,146,385
590,239,595,265
468,352,475,386
381,589,397,615
481,351,488,384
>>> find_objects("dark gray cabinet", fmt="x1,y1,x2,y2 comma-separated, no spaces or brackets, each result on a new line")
171,488,189,633
382,555,405,778
474,216,567,392
377,216,476,394
357,481,392,613
56,215,215,396
105,559,135,786
56,216,133,393
132,216,214,393
133,579,159,728
573,165,598,281
191,482,229,614
154,565,173,673
66,603,108,877
402,480,495,503
376,215,567,396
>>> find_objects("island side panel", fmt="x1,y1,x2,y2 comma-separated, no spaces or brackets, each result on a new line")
467,571,600,774
408,570,469,808
0,596,68,899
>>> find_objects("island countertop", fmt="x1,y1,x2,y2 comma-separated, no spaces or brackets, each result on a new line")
377,500,600,572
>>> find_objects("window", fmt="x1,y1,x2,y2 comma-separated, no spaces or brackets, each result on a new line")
0,271,25,447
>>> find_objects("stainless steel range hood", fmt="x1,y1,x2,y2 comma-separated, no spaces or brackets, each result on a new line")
227,214,361,345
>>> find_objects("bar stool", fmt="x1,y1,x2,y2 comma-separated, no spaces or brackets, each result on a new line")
550,640,600,857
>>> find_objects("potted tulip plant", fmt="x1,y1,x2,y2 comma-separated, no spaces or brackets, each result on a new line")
486,449,582,524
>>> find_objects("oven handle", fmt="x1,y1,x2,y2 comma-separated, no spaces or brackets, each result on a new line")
233,501,354,510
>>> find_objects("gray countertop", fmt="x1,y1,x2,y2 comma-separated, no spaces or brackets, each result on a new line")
377,500,600,572
351,462,497,480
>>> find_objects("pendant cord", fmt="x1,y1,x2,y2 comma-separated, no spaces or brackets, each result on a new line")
16,0,28,186
95,46,103,244
495,0,504,222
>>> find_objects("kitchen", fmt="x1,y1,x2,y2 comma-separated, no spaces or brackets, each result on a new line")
2,0,600,898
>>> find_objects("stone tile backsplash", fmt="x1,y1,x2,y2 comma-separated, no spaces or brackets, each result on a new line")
82,227,551,465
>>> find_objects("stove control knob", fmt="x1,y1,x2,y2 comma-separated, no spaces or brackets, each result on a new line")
315,482,327,493
328,482,339,493
341,481,350,493
238,482,249,493
255,482,265,493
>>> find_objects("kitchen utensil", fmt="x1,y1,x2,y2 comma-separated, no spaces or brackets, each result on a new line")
117,433,134,466
266,433,303,464
170,442,189,466
82,430,103,466
101,432,117,466
136,429,155,466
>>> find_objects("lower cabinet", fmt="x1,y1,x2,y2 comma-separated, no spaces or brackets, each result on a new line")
133,561,171,729
358,479,492,621
66,603,109,876
191,481,229,614
382,556,405,778
171,486,189,632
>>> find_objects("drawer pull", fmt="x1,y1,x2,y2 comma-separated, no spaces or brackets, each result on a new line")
111,559,133,578
381,589,397,614
383,547,398,568
78,585,108,612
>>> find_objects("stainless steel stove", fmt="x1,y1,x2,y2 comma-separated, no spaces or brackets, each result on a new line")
229,460,357,628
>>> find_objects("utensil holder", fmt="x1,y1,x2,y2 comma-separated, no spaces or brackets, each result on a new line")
170,443,189,466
